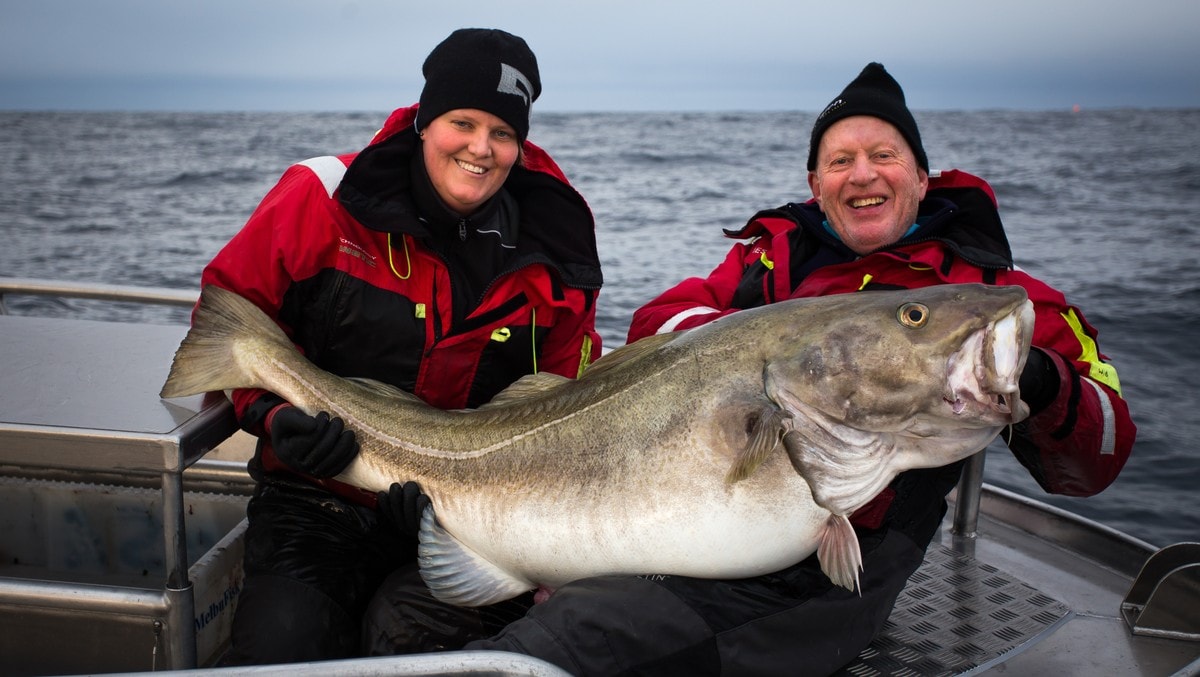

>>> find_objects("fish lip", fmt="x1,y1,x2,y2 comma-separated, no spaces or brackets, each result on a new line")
942,304,1030,425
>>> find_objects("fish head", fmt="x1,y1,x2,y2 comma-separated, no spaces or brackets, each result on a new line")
749,284,1034,516
762,283,1034,440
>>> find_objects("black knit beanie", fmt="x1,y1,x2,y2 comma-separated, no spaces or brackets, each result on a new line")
416,28,541,143
806,62,928,171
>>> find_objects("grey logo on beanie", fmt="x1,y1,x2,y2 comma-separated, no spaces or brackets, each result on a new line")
498,63,534,106
817,98,846,122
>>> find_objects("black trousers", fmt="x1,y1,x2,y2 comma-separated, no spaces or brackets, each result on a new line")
219,476,407,665
460,527,925,676
361,526,925,676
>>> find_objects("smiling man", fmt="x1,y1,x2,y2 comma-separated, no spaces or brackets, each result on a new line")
595,62,1137,674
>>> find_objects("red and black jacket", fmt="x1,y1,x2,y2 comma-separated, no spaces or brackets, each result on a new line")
200,105,603,495
628,170,1133,541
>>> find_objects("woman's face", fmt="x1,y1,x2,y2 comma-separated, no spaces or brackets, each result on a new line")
421,108,521,216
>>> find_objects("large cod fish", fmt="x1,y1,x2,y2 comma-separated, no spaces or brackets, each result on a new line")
161,283,1033,606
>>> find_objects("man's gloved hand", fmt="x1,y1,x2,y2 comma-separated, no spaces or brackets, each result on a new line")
1019,347,1060,416
266,404,359,478
377,481,432,540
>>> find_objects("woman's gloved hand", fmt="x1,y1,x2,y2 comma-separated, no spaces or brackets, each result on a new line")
377,481,432,540
266,404,359,478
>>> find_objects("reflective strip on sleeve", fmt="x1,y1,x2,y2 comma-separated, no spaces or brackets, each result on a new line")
1083,378,1117,455
658,307,722,334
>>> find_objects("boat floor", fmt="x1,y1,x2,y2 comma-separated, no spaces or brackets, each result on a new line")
839,499,1199,676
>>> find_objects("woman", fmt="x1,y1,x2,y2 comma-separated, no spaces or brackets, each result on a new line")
201,28,603,664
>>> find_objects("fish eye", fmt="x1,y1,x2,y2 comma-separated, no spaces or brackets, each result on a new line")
897,302,928,328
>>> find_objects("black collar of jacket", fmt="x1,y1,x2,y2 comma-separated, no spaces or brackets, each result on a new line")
724,183,1015,270
337,126,603,290
408,149,509,244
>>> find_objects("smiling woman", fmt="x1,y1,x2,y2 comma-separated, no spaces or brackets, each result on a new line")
188,27,605,666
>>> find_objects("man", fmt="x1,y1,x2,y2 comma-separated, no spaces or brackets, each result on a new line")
464,63,1134,675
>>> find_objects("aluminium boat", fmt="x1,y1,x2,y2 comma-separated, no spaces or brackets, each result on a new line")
0,277,1196,676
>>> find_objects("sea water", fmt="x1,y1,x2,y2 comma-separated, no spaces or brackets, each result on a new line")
1,108,1197,546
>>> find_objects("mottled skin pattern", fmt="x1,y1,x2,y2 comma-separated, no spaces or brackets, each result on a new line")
162,283,1034,604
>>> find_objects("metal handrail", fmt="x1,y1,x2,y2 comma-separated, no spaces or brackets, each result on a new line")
0,276,198,314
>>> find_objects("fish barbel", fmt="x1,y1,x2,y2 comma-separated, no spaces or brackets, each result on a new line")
161,283,1034,605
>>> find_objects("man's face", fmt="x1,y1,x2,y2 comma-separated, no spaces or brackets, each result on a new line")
807,116,929,255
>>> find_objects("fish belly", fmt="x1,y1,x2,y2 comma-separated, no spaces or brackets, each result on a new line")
436,472,828,588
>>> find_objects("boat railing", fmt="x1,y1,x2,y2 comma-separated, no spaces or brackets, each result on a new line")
0,276,245,485
0,276,200,314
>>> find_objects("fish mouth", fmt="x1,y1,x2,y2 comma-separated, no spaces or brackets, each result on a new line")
942,300,1034,424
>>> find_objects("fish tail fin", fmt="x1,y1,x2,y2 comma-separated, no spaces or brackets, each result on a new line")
816,513,863,594
159,285,291,398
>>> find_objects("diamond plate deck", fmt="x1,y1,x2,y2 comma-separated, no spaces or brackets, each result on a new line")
836,543,1073,676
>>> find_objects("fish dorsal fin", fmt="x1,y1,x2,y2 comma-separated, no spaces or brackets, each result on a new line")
479,372,572,409
817,513,862,592
725,405,791,484
581,332,681,380
346,376,423,402
416,507,534,607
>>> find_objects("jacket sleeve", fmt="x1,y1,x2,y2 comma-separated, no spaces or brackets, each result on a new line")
627,241,755,343
535,287,603,379
1002,271,1136,497
198,163,328,435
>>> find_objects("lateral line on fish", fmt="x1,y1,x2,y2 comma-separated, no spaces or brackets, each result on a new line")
264,356,455,458
277,349,694,462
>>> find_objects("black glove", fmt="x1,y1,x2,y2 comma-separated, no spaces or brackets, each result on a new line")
267,404,359,478
1019,347,1060,416
377,481,432,540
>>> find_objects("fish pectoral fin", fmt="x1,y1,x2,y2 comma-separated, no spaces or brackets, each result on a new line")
816,513,862,594
415,508,534,608
725,404,790,484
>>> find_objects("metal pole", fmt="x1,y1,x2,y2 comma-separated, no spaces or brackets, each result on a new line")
162,468,198,669
952,450,986,543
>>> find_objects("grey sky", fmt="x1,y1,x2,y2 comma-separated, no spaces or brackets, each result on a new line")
2,0,1198,112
